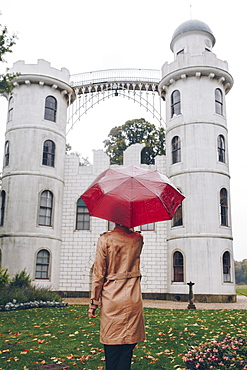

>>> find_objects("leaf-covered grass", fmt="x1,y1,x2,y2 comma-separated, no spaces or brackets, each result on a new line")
0,306,247,369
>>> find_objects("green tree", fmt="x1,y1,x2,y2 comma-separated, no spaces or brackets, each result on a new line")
0,18,18,95
103,118,166,165
235,259,247,284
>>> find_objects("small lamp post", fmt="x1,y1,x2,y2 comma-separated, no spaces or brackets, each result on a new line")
187,281,196,309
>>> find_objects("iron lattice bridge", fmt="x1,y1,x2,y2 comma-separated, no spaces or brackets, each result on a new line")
66,68,164,134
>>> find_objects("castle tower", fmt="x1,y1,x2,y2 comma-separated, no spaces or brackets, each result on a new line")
158,20,235,302
0,60,75,289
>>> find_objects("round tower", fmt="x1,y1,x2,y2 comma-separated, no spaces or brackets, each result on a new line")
0,60,75,289
158,20,235,302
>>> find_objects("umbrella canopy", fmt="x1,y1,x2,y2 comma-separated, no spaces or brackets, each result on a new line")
81,165,185,228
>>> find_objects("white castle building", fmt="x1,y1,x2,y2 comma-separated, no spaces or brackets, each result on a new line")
0,20,236,302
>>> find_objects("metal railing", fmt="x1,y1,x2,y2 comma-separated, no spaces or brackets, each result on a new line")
70,68,161,87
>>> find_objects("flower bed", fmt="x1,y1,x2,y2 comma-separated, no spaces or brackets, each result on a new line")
183,334,247,369
0,299,68,311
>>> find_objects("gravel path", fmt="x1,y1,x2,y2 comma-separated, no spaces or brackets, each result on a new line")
63,295,247,310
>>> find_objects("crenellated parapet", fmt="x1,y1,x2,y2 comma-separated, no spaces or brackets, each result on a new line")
9,59,76,105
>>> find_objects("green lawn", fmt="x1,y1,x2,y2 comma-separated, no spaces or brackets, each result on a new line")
0,306,247,370
236,284,247,296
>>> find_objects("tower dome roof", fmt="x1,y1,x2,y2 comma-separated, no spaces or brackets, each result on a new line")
170,19,216,50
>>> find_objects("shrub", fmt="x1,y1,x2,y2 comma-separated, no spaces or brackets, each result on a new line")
0,285,62,306
0,268,62,309
0,268,10,288
9,269,32,288
183,334,247,369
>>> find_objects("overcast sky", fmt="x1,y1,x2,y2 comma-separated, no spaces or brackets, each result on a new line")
0,0,246,261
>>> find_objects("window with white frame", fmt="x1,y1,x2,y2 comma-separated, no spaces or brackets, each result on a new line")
172,202,183,227
217,135,225,163
173,251,184,282
4,141,10,167
0,191,6,226
220,188,228,226
44,96,57,122
172,136,181,164
42,140,55,167
171,90,181,117
215,88,223,115
7,96,14,122
39,190,53,226
76,198,90,230
223,251,231,282
35,249,50,279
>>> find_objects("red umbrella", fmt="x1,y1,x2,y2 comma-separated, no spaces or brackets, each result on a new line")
81,165,185,228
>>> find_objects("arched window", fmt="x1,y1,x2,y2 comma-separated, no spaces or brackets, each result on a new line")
173,203,183,227
217,135,225,163
7,96,14,122
171,90,181,117
42,140,55,167
215,88,223,115
39,190,53,226
173,251,184,282
220,188,228,226
44,96,57,122
76,198,90,230
223,251,231,282
172,136,181,164
141,146,154,165
0,191,6,226
4,141,10,167
35,249,50,279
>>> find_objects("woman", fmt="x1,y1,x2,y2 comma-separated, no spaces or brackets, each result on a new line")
88,223,146,370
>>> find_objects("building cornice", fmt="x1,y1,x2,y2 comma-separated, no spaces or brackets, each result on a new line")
167,234,233,241
13,74,76,104
159,65,233,99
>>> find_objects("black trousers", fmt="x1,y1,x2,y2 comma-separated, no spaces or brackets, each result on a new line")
104,343,136,370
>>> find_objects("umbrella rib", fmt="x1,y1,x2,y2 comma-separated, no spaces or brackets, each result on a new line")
134,178,171,214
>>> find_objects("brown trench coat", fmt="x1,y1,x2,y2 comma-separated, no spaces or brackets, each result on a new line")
90,225,146,345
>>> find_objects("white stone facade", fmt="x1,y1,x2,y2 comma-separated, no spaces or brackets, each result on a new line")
0,20,236,302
